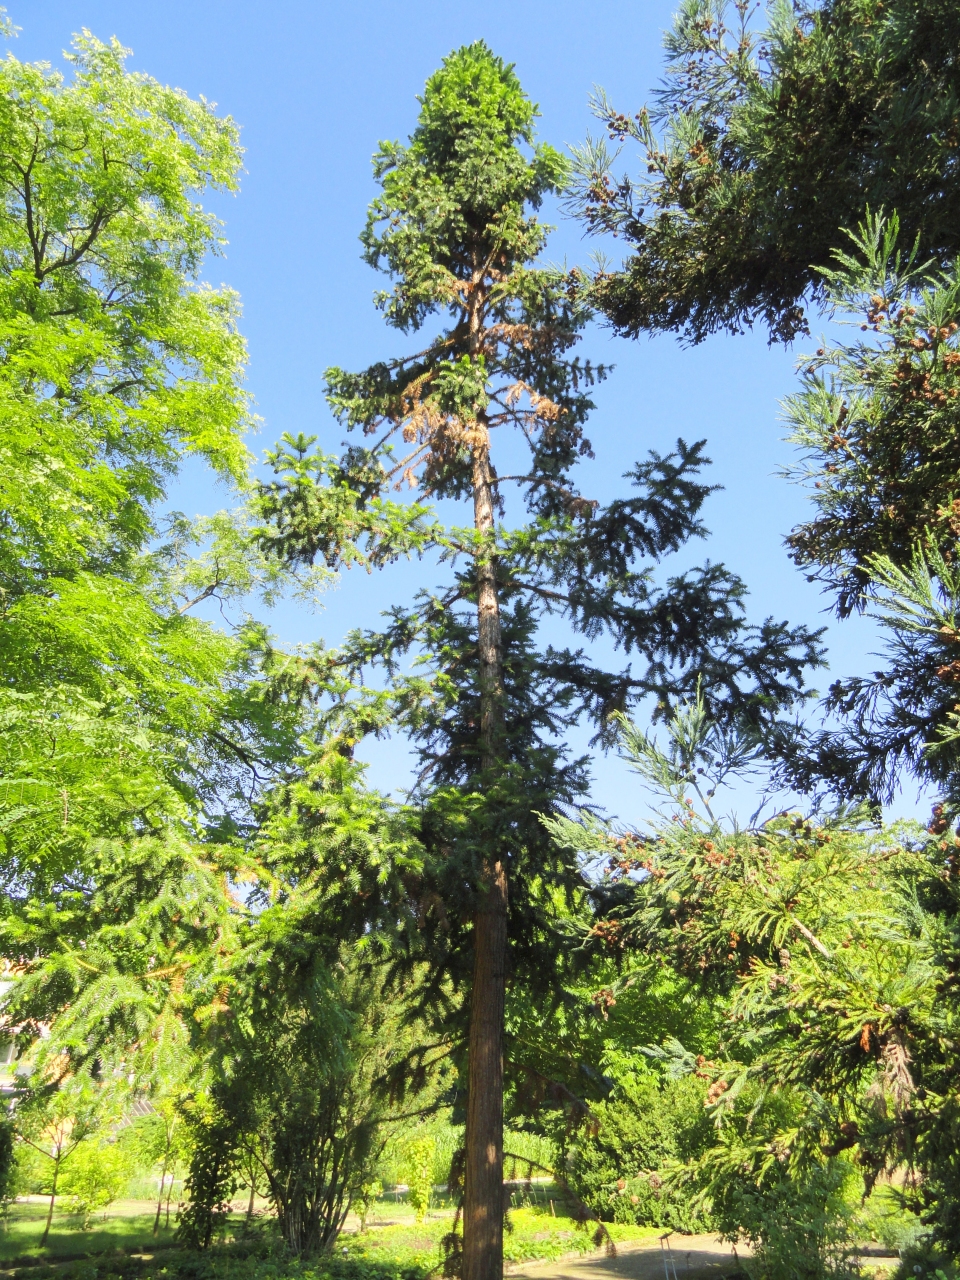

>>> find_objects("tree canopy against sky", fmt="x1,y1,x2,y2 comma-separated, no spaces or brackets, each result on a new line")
761,217,960,810
257,41,823,1280
3,6,960,1275
567,0,960,345
14,0,879,831
561,0,960,814
0,27,328,911
0,27,333,1128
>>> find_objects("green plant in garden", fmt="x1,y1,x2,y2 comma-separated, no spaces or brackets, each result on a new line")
175,751,436,1259
567,0,960,345
562,13,960,1253
16,1075,118,1246
702,1116,861,1280
548,694,960,1269
180,957,409,1258
561,1055,714,1233
0,32,340,1210
2,730,428,1260
59,1140,131,1230
355,1178,383,1233
131,1097,194,1235
257,41,821,1280
402,1137,436,1224
3,830,242,1090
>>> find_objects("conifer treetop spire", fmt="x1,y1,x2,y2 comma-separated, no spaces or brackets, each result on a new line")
362,41,567,333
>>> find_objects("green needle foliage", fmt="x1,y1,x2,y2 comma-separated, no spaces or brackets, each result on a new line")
784,215,960,615
176,748,433,1257
566,0,960,344
257,41,822,1280
550,700,960,1270
565,0,960,813
2,829,244,1089
4,742,429,1258
762,215,960,805
180,959,404,1257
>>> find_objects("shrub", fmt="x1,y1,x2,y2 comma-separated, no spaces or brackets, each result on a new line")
855,1185,926,1255
562,1069,714,1232
709,1155,859,1280
59,1141,132,1228
400,1138,434,1224
35,1242,433,1280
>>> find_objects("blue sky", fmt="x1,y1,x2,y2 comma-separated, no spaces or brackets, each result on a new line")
14,1,911,824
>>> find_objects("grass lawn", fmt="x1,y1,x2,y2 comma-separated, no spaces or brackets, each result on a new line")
0,1192,660,1275
0,1199,180,1262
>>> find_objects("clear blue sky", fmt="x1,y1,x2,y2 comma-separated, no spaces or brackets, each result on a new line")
13,1,910,823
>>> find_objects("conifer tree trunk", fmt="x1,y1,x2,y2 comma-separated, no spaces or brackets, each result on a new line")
463,850,507,1280
462,359,508,1280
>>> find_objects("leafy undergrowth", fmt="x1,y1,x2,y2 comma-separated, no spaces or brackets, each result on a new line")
0,1250,433,1280
0,1203,660,1280
342,1205,660,1271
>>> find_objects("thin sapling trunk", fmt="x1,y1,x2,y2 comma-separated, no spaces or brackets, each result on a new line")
40,1156,61,1247
154,1139,172,1236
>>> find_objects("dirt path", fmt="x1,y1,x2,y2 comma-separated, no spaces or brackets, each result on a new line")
507,1234,746,1280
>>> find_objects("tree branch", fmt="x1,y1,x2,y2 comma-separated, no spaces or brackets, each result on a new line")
791,917,832,959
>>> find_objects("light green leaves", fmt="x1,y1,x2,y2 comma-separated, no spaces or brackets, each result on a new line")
0,31,331,1078
155,508,335,616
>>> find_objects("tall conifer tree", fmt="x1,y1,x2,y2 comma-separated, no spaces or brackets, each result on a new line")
259,44,821,1279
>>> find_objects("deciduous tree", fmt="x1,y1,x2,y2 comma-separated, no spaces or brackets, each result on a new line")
0,27,327,982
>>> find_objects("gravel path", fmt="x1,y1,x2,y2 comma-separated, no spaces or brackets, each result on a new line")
507,1233,746,1280
507,1234,902,1280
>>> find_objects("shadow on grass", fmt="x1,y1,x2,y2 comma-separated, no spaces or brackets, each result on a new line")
0,1238,434,1280
0,1196,659,1280
0,1203,180,1264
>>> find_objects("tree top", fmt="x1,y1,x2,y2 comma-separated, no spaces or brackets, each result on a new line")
363,42,568,331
